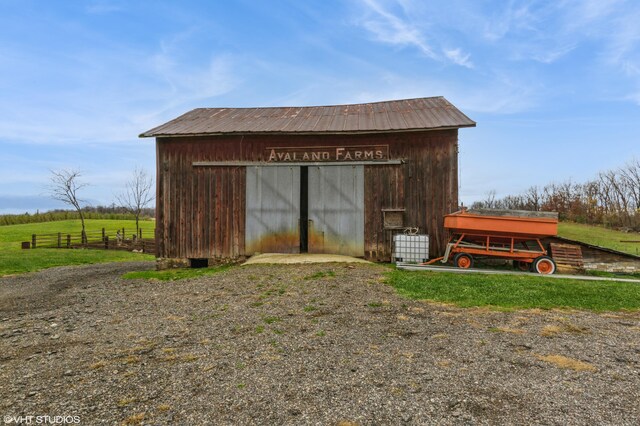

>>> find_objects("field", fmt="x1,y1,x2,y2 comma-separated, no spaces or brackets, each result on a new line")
0,219,155,276
558,222,640,256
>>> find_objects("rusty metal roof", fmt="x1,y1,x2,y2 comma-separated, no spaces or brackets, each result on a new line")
139,97,475,137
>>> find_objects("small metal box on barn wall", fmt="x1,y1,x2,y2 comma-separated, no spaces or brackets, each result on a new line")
382,208,405,229
393,234,429,263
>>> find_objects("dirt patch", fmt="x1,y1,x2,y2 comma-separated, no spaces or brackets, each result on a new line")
243,253,371,265
1,262,639,424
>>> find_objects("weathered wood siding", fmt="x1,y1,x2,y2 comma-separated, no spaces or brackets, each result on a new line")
362,131,458,259
156,141,245,260
156,129,458,260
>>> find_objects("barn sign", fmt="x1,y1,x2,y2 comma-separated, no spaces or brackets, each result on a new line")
266,145,389,162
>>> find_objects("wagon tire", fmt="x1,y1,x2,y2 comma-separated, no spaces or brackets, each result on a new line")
532,256,556,275
515,261,530,271
453,253,474,269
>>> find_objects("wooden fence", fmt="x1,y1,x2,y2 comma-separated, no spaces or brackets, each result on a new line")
28,228,156,254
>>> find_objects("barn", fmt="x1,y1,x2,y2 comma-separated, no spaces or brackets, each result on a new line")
140,97,475,267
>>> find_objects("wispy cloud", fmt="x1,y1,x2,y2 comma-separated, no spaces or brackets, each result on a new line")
482,2,537,42
531,44,576,64
627,90,640,106
443,48,474,68
604,11,640,74
341,70,538,115
0,27,238,145
357,0,472,67
359,0,437,58
566,0,622,27
558,1,640,101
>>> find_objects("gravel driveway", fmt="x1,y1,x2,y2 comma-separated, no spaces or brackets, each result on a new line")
1,262,639,425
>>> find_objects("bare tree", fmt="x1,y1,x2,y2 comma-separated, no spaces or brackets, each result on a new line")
524,185,541,211
483,189,497,208
49,169,88,242
468,157,640,229
620,158,640,212
116,168,154,237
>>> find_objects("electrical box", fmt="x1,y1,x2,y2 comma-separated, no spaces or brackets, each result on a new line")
382,208,405,229
393,234,429,263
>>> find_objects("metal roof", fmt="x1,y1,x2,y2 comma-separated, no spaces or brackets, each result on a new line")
139,97,475,137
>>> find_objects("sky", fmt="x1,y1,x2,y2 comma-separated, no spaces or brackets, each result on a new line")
1,0,639,213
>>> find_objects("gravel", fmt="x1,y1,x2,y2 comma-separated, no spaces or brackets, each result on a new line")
1,261,639,425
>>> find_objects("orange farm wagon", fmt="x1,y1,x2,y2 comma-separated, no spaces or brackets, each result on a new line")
432,209,559,274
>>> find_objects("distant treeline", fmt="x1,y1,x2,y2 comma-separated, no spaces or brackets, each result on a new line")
0,206,155,226
471,158,640,231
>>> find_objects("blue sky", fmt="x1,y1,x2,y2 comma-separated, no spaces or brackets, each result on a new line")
1,0,639,213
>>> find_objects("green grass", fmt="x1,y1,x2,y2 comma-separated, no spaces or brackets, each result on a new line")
0,219,155,276
0,219,155,245
122,265,230,281
0,211,147,226
304,270,336,280
263,316,281,324
558,222,640,256
0,248,154,276
585,269,640,280
387,269,640,311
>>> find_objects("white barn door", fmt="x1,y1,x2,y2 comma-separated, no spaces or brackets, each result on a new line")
245,166,300,254
307,165,364,256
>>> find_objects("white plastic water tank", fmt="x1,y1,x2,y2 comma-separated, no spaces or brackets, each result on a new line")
393,234,429,263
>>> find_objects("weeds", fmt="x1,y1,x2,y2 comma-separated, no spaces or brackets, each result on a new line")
304,270,336,280
121,413,145,425
118,397,137,407
263,316,281,324
90,361,106,370
535,354,596,372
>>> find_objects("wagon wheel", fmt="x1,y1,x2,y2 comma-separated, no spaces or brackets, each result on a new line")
515,261,530,271
453,253,474,269
532,256,556,275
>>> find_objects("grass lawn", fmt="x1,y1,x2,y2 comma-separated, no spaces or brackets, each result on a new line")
387,269,640,311
0,219,155,244
0,219,155,276
122,265,230,281
558,222,640,256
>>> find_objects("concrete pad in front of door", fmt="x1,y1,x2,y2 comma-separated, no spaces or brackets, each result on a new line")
243,253,371,265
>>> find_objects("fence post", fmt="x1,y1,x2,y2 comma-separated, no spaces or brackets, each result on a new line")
139,228,142,239
102,228,105,242
104,236,109,249
66,234,71,248
32,234,36,249
57,232,61,248
122,227,125,238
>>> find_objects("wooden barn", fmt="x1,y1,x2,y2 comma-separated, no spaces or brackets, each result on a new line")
140,97,475,267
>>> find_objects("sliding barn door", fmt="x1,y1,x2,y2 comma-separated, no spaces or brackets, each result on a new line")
307,165,364,256
245,166,300,254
